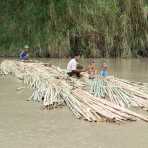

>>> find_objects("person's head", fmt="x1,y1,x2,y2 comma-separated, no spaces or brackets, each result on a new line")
74,52,80,61
89,59,95,65
24,45,29,52
101,63,108,70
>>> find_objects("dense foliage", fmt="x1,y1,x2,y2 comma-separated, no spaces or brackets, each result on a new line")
0,0,147,57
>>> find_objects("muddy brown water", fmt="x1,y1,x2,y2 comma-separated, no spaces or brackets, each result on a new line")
0,58,148,148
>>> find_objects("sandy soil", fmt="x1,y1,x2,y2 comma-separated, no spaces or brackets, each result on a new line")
0,76,148,148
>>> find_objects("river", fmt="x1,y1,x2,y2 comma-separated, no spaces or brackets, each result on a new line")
0,58,148,148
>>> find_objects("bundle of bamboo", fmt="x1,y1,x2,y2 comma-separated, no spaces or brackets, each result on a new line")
90,76,148,109
72,89,148,122
0,60,65,106
1,60,148,123
0,60,86,106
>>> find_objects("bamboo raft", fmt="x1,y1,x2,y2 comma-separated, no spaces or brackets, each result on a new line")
1,60,148,123
90,76,148,109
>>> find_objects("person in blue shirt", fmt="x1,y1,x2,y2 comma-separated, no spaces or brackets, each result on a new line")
20,45,29,60
99,63,109,77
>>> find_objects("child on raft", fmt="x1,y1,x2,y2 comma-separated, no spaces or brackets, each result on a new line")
87,59,97,79
99,63,109,77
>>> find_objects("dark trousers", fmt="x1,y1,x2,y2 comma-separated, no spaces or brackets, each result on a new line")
67,71,81,78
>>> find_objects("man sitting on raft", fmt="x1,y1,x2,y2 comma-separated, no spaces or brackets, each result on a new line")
20,45,29,61
99,63,109,77
87,59,97,79
67,53,86,78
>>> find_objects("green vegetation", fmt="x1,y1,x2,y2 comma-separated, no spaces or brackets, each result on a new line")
0,0,147,58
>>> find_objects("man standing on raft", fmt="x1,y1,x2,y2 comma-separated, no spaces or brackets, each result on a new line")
67,53,86,78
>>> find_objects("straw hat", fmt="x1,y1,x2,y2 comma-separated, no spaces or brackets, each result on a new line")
24,45,29,49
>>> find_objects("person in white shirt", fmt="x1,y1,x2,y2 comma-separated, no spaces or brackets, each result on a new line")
67,53,85,77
